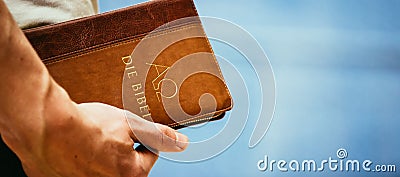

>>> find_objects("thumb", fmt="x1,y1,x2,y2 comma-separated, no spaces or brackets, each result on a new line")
124,111,189,152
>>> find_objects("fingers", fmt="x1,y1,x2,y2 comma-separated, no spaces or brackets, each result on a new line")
135,145,158,171
124,111,189,152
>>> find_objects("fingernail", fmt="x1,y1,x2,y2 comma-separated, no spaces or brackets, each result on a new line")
175,132,189,150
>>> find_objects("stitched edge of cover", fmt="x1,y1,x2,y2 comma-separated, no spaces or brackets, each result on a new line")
168,108,229,128
169,112,225,128
188,0,234,112
43,21,200,65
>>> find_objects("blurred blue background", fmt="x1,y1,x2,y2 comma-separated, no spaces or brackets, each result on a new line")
100,0,400,176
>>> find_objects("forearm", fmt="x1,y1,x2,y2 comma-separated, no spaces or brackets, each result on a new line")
0,0,76,159
0,1,188,176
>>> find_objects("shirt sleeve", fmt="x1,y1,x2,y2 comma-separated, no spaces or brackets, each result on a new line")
4,0,98,29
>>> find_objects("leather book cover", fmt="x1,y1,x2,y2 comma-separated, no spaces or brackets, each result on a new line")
23,0,232,129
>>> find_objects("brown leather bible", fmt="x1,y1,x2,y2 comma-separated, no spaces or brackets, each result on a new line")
23,0,232,129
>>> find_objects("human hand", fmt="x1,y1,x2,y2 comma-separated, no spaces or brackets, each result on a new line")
19,102,188,177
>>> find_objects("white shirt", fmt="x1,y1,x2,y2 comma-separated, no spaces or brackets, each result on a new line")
5,0,98,29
